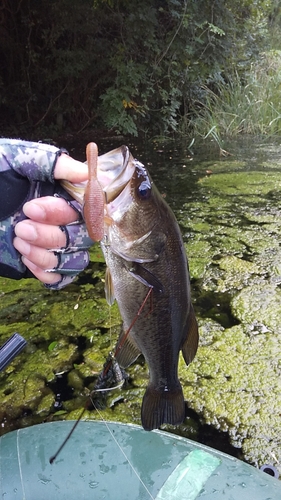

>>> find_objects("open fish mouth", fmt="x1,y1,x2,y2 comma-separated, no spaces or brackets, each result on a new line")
60,145,136,206
97,146,135,203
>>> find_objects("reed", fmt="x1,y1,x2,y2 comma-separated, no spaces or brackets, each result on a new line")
192,50,281,141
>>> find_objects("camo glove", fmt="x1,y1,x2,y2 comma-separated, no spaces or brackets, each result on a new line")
0,138,92,289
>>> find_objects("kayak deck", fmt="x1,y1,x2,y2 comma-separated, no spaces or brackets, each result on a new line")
0,420,280,499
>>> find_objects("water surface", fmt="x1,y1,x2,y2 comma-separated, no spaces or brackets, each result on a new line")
1,135,281,473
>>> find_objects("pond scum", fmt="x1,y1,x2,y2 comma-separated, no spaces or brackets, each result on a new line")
0,141,281,475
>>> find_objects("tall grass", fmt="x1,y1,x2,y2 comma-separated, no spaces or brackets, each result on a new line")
191,50,281,143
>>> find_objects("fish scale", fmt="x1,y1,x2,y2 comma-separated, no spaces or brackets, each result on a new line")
97,150,199,431
62,144,199,431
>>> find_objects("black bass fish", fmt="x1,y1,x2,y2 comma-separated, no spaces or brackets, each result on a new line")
63,144,198,431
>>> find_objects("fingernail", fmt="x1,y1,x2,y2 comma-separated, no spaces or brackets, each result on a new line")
13,237,31,256
15,221,37,241
23,201,46,221
21,257,38,272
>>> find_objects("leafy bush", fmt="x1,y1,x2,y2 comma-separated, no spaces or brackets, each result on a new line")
0,0,278,138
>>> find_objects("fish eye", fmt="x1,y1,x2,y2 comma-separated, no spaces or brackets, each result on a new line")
137,180,151,200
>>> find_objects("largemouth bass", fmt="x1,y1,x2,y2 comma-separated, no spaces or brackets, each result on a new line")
62,144,198,431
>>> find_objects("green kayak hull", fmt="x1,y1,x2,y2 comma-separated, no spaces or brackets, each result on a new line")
0,420,280,499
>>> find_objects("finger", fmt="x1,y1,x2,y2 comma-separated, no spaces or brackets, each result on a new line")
15,220,67,249
22,257,62,285
13,237,59,269
23,196,78,225
54,153,88,182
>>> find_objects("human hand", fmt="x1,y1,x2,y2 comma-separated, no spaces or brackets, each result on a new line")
14,154,92,288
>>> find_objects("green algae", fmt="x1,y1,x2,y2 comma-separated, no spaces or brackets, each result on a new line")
0,253,122,435
0,339,79,427
37,393,56,417
231,283,281,333
180,322,281,468
67,369,84,392
184,240,212,280
181,156,281,473
1,141,281,476
216,256,261,293
198,170,281,197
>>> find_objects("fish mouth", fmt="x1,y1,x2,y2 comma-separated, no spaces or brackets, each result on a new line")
97,146,135,203
59,145,136,206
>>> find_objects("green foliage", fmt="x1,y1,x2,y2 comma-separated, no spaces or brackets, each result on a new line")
0,0,279,137
192,50,281,139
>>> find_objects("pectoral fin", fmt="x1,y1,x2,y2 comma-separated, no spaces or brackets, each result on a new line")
181,305,199,366
127,263,163,293
114,330,142,368
104,267,115,306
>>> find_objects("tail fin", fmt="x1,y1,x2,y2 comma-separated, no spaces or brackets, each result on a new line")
141,384,185,431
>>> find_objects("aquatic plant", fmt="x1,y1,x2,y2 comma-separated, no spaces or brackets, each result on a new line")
1,141,281,475
192,50,281,139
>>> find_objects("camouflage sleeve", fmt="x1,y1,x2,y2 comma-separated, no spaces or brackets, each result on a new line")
0,138,61,182
0,138,92,289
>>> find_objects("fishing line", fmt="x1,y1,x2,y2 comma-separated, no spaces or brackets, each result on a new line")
114,287,153,359
90,396,155,500
50,386,155,493
49,407,87,464
49,387,155,497
49,383,124,464
101,287,153,378
50,290,155,493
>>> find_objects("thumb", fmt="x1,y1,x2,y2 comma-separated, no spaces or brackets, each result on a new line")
54,153,88,183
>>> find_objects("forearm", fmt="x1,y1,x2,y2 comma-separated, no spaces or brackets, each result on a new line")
0,138,92,288
0,138,65,182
